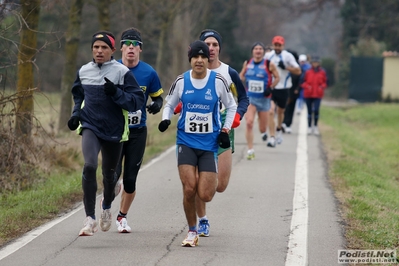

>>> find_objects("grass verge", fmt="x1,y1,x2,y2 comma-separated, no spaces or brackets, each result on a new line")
320,103,399,250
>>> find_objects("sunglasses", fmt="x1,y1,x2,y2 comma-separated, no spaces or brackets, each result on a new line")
121,40,142,47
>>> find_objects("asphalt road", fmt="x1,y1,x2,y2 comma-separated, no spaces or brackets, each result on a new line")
0,109,345,266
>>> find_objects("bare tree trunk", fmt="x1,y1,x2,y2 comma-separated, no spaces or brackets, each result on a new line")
16,0,41,139
97,0,115,30
58,0,85,132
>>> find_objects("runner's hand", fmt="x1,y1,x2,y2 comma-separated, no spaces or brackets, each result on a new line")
231,113,241,128
218,131,230,148
158,119,171,132
278,60,285,70
263,87,272,97
104,77,117,96
147,101,161,114
67,116,80,131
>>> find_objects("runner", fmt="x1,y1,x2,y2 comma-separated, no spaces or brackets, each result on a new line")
114,27,164,233
301,55,328,135
68,31,145,236
159,40,237,247
174,29,249,237
295,54,311,116
264,36,301,146
239,41,280,158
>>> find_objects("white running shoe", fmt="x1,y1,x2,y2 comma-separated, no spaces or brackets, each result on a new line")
267,136,276,148
276,130,283,144
99,205,112,232
313,126,320,135
247,149,255,160
79,216,98,236
116,217,131,233
181,231,199,247
307,127,313,135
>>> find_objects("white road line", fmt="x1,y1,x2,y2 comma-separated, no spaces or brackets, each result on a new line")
0,146,176,261
285,110,309,266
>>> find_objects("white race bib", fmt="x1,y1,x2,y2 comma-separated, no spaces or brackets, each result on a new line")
248,80,264,93
184,111,213,133
128,110,142,126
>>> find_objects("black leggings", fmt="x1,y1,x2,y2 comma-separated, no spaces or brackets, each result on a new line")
116,127,147,194
81,129,123,218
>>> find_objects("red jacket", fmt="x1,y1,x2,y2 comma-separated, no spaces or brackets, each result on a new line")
301,67,327,98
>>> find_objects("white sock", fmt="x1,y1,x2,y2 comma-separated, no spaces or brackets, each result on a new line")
199,216,208,221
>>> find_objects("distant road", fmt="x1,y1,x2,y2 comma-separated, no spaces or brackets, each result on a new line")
0,109,345,266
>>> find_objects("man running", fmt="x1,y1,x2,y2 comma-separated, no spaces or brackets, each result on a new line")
264,36,301,147
159,40,237,247
114,27,164,233
196,29,249,236
240,42,279,159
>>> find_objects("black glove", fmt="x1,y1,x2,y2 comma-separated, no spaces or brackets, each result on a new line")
264,87,272,97
278,60,286,70
147,101,161,114
104,77,117,96
218,131,230,148
67,116,80,131
158,119,171,132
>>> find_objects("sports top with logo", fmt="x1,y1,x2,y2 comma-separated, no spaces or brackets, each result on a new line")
117,60,163,128
264,50,299,89
177,71,221,153
244,58,272,98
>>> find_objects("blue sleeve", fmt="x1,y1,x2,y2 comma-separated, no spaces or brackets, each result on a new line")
148,70,164,97
71,70,84,117
112,71,145,112
228,67,249,119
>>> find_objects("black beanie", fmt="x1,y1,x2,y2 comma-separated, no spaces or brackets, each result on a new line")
199,29,222,53
188,40,210,62
91,31,115,49
120,29,142,48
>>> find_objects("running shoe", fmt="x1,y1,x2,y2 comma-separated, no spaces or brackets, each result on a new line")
99,198,112,232
276,130,283,144
285,126,292,134
261,133,268,142
197,219,210,237
307,127,313,135
267,136,276,148
313,126,320,135
281,123,287,133
246,150,255,160
79,216,98,236
116,217,131,233
182,230,199,247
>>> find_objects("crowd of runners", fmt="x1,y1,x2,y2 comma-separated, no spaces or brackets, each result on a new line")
68,28,328,247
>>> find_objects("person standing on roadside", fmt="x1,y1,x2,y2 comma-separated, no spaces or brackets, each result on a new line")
301,55,328,135
239,42,280,159
264,36,301,147
114,27,164,233
68,31,145,236
158,40,237,247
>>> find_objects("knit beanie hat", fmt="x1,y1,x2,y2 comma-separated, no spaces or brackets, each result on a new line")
188,40,210,62
199,29,222,53
91,31,115,49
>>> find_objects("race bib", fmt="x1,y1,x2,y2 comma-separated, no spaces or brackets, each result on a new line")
128,110,142,126
184,111,213,133
248,80,264,93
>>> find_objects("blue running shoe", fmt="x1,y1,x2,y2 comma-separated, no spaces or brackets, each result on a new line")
198,219,210,237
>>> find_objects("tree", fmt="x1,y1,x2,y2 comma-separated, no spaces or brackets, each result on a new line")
15,0,41,139
58,0,85,132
